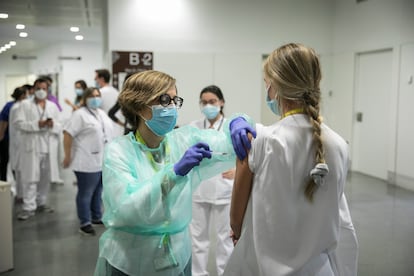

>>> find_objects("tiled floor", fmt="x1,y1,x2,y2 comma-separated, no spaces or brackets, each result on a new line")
2,171,414,276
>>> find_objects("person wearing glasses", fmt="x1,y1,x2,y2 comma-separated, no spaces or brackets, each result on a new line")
94,70,255,276
189,85,234,276
63,87,114,236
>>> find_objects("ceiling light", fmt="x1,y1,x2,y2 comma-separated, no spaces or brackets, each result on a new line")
10,41,16,46
16,24,25,29
0,13,8,19
70,26,79,32
0,47,6,51
75,35,84,40
5,44,11,49
19,32,28,37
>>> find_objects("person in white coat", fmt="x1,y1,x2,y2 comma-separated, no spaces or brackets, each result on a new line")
189,85,234,276
63,87,114,236
95,69,123,137
15,78,62,220
224,43,358,276
8,86,28,201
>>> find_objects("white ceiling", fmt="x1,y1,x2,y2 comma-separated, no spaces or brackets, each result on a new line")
0,0,104,56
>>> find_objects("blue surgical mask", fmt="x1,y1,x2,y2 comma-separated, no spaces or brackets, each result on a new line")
265,84,280,116
75,88,84,96
95,81,100,88
86,97,102,109
201,104,220,120
27,94,34,101
144,105,177,136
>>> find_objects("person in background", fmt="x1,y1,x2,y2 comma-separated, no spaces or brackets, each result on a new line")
223,43,358,276
22,84,34,99
8,86,28,202
64,80,87,111
95,69,123,137
41,75,63,112
15,78,62,220
63,87,114,236
93,70,254,276
0,87,27,181
108,73,134,135
189,85,234,276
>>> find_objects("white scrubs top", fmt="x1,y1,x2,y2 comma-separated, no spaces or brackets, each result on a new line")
224,114,352,276
63,107,114,172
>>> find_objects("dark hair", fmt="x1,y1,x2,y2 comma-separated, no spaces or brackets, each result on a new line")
40,75,53,83
22,84,33,91
81,87,101,107
95,69,111,83
11,87,26,100
200,85,225,114
33,78,48,87
75,80,87,90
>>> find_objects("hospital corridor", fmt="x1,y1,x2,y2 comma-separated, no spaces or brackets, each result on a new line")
0,170,413,276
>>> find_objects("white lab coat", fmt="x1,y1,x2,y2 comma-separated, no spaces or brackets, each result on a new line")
189,116,234,276
224,114,356,276
63,107,114,172
15,98,62,183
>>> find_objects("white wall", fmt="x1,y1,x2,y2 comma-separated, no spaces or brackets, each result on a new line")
0,53,30,105
107,0,334,125
329,0,414,188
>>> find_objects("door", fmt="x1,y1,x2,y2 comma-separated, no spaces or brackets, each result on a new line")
352,49,393,180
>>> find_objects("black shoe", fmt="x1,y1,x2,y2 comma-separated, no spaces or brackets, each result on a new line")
92,220,104,225
79,224,96,236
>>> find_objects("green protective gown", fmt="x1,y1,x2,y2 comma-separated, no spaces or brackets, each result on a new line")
94,122,241,276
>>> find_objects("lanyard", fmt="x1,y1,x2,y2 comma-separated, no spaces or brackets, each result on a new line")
203,115,224,130
282,108,304,118
86,107,108,143
35,102,47,119
135,130,170,171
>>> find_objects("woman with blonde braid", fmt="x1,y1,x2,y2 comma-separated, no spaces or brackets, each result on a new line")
224,43,358,275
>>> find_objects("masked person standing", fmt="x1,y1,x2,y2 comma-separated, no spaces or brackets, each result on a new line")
94,70,255,276
15,78,62,220
63,87,114,236
189,85,234,276
224,43,358,276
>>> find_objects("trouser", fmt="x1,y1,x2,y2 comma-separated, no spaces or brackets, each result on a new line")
13,170,23,198
0,138,9,181
74,171,103,226
22,153,51,212
190,202,233,276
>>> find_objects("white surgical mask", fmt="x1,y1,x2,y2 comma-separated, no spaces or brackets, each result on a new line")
35,89,48,100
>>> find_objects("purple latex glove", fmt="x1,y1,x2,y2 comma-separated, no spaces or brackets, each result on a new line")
230,117,257,160
174,142,212,176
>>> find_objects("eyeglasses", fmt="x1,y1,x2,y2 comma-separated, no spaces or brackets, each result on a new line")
159,94,184,108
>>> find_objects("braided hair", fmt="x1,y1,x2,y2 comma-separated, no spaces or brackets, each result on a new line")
264,43,325,202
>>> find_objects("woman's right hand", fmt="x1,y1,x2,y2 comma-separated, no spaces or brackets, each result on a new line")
174,142,212,176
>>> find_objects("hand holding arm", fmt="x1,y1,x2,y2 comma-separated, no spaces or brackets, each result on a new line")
230,117,256,160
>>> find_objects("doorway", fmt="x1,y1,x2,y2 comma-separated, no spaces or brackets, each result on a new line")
351,49,393,180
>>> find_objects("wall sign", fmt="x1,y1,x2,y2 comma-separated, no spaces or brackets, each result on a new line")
112,51,153,89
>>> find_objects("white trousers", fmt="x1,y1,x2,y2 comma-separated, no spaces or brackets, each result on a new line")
190,201,233,276
22,154,51,212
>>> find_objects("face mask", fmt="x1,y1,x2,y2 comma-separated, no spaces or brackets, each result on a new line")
144,105,177,136
34,89,47,100
86,97,102,109
265,84,280,116
27,94,34,100
95,81,100,88
75,88,84,96
201,104,220,120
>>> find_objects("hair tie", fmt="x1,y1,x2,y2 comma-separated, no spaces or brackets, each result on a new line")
310,163,329,187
